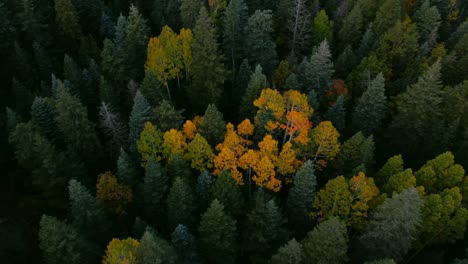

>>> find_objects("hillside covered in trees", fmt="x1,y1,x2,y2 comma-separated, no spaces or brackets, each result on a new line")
0,0,468,263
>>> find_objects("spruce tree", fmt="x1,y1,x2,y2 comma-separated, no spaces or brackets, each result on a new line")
117,148,139,187
199,104,226,146
166,177,196,230
128,91,152,156
270,238,303,264
302,217,349,264
324,95,346,131
210,170,244,217
196,171,214,211
236,59,252,103
331,132,375,175
171,224,200,264
413,0,441,41
189,7,226,113
351,73,386,136
239,65,268,118
30,97,61,144
286,160,316,235
245,10,278,76
198,199,237,264
54,0,81,39
373,0,403,36
142,159,170,224
167,152,193,182
180,0,202,28
311,10,333,46
154,100,185,131
140,70,167,107
137,228,178,264
99,102,128,158
339,4,363,47
223,0,248,72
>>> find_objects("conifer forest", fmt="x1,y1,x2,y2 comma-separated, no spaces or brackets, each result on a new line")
1,0,468,263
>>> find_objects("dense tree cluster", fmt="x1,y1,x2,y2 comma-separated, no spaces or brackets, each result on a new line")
1,0,467,263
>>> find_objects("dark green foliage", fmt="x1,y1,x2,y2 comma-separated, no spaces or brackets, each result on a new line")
339,4,364,47
242,190,288,263
180,0,202,28
270,238,303,264
302,216,349,264
167,152,193,182
196,171,214,210
125,5,150,80
331,132,375,175
374,155,404,187
117,148,139,187
128,91,152,155
284,73,300,91
142,159,170,223
137,228,178,264
198,199,237,264
245,10,278,76
171,224,200,264
240,65,268,118
30,97,61,144
359,188,424,262
286,160,316,235
11,78,34,117
346,53,386,98
413,0,441,41
99,102,128,158
166,177,196,230
54,0,81,39
199,104,226,146
68,179,109,242
140,70,167,107
373,0,403,36
364,260,396,264
335,45,357,77
189,7,226,113
351,73,386,135
154,100,185,131
324,95,346,131
223,0,248,71
211,170,245,217
442,34,468,86
39,215,96,264
236,59,252,102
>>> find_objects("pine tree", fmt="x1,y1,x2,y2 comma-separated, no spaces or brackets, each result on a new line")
198,199,237,264
286,160,316,235
239,65,268,118
373,0,403,36
285,73,300,91
154,100,185,132
171,224,200,264
351,73,386,135
223,0,248,72
167,152,193,182
199,104,226,146
142,158,169,223
359,188,423,262
137,228,178,264
302,217,349,264
242,190,288,263
54,0,81,39
413,0,441,41
166,177,196,230
324,95,346,131
245,10,278,76
311,10,333,46
270,238,303,264
189,7,226,113
180,0,202,28
140,70,167,107
339,4,363,47
30,97,61,144
211,170,244,217
235,59,252,103
68,179,109,242
39,215,96,264
117,148,139,187
196,171,214,210
125,5,150,80
331,132,375,175
128,91,152,156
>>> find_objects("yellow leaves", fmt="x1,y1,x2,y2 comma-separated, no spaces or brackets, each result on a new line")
183,120,197,140
237,118,254,137
137,122,164,167
276,141,301,176
96,171,133,216
349,172,380,230
252,156,281,192
102,238,139,264
162,129,188,160
254,88,285,133
310,121,340,170
258,134,279,158
185,133,214,172
213,147,243,184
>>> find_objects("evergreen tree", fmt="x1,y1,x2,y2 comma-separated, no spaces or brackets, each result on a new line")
330,132,375,175
71,0,103,35
180,0,202,28
373,0,403,36
242,190,288,263
270,238,303,264
235,59,252,103
30,97,61,144
245,10,278,76
142,159,169,224
140,70,167,107
99,102,128,158
128,91,152,156
137,228,178,264
359,188,424,262
223,0,248,72
117,148,139,187
189,7,226,113
374,154,404,187
211,170,244,217
199,104,226,146
311,10,333,46
154,100,185,132
198,199,237,264
68,179,109,242
167,152,193,182
339,4,363,47
11,78,33,117
125,5,150,80
286,160,316,235
324,95,346,131
166,177,196,230
285,73,300,91
240,65,268,118
351,73,386,135
302,217,349,264
413,0,441,42
39,215,96,264
196,171,214,211
54,0,81,39
171,224,200,264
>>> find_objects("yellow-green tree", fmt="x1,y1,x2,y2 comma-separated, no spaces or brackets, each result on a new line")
311,176,353,223
102,238,140,264
162,129,188,160
137,122,164,167
185,133,214,172
309,121,341,170
349,172,380,230
96,171,133,216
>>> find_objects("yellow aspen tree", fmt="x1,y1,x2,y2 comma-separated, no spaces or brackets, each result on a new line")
237,118,255,140
185,133,214,172
349,172,380,230
253,156,282,192
281,90,313,145
253,88,285,132
276,141,302,177
137,122,164,167
162,129,188,160
102,238,139,264
309,121,340,170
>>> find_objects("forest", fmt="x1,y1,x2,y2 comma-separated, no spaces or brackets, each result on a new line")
0,0,467,263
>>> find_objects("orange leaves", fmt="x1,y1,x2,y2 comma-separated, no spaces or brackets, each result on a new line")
349,172,380,229
258,134,279,158
183,120,197,140
276,142,302,176
252,156,281,192
254,88,285,132
237,118,255,137
96,171,133,216
310,121,340,170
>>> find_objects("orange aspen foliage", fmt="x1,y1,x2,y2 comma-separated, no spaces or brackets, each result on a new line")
183,120,197,140
252,156,282,192
102,238,139,264
276,141,302,176
310,121,340,170
215,123,247,156
96,171,133,216
237,118,255,138
239,149,260,172
281,90,313,145
349,172,380,229
253,88,285,132
213,147,243,183
258,134,279,159
162,129,188,160
192,115,204,127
